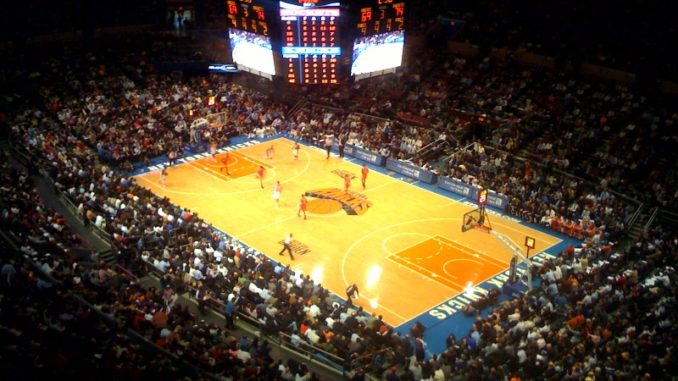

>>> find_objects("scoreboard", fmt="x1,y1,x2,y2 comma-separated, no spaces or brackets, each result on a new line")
279,0,341,84
356,0,405,36
227,0,272,36
224,0,406,84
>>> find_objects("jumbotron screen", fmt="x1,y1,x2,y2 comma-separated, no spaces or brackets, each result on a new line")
351,30,404,77
280,0,341,84
228,28,276,77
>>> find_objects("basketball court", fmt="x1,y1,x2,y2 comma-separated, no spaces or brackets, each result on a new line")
135,137,562,326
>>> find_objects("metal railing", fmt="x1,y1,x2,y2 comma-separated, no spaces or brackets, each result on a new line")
657,209,678,227
409,138,451,162
644,207,659,231
441,141,477,164
626,203,644,230
349,111,392,124
278,331,347,372
288,98,310,118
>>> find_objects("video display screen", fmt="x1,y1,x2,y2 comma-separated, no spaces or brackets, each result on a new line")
351,30,404,76
228,28,276,76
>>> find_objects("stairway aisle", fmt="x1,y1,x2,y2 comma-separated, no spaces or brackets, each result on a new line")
6,142,118,265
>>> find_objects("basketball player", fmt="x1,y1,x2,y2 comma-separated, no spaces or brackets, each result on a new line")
209,141,218,162
220,152,230,175
273,181,282,207
159,166,168,186
266,144,274,161
292,142,300,161
298,194,308,219
344,174,351,193
256,165,265,189
361,164,369,190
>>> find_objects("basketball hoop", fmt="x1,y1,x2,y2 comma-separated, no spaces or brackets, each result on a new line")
461,206,492,233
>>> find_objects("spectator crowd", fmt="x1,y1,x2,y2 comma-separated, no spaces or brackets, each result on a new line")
2,29,676,381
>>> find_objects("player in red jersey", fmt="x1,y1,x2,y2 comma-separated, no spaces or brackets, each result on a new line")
219,152,230,175
361,164,369,190
298,194,308,219
256,165,266,189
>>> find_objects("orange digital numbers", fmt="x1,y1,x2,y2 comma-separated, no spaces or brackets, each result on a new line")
228,0,268,35
253,5,265,20
361,7,372,22
227,1,238,15
358,1,404,35
283,1,341,85
393,2,404,16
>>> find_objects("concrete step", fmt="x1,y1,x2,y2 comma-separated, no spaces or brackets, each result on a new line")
98,248,117,266
516,147,532,159
629,224,645,232
625,210,651,243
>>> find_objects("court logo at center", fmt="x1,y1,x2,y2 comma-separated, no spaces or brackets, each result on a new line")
304,188,372,215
